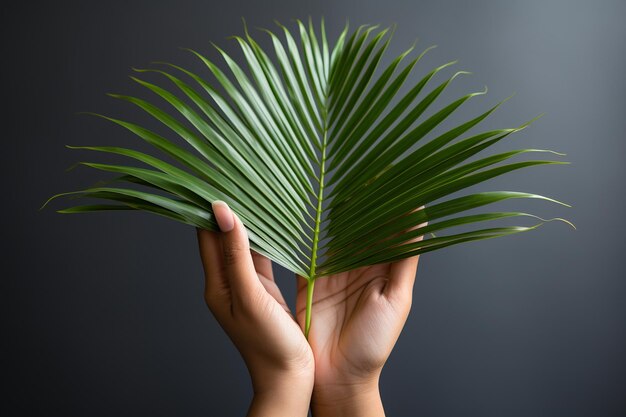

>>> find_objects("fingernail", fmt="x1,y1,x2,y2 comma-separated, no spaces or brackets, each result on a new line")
212,200,234,232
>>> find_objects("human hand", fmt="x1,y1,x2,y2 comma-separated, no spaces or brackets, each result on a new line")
197,201,314,417
297,209,427,417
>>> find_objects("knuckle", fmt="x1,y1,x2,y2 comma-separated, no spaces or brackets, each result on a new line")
223,240,246,266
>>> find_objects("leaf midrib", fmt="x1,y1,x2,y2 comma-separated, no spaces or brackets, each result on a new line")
308,98,329,280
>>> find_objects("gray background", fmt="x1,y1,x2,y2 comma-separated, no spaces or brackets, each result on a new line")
3,0,625,415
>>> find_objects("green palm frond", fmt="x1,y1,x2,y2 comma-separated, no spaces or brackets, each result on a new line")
45,17,573,335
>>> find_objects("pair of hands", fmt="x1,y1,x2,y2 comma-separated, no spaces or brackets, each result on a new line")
197,201,425,417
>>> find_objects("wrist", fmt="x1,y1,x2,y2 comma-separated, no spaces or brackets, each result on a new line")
248,355,315,394
252,368,314,395
249,372,314,417
311,376,384,417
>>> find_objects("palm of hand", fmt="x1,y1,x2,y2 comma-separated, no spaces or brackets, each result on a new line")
296,260,416,385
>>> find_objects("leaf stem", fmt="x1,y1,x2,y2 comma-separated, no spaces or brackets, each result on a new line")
304,278,315,338
305,120,328,339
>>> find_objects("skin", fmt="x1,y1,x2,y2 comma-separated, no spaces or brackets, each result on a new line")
296,209,426,417
197,200,425,417
197,201,314,417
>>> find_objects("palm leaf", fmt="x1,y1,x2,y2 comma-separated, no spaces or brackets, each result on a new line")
45,16,574,336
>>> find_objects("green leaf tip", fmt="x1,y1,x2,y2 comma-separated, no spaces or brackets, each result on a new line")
415,43,437,60
451,70,473,81
544,217,576,230
499,92,516,106
240,15,249,37
64,162,81,173
209,40,226,55
526,217,575,232
40,190,83,210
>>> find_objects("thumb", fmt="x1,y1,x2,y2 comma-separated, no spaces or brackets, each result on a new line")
385,206,428,299
212,200,260,298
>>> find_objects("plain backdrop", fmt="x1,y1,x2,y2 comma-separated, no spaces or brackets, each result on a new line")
3,1,625,416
